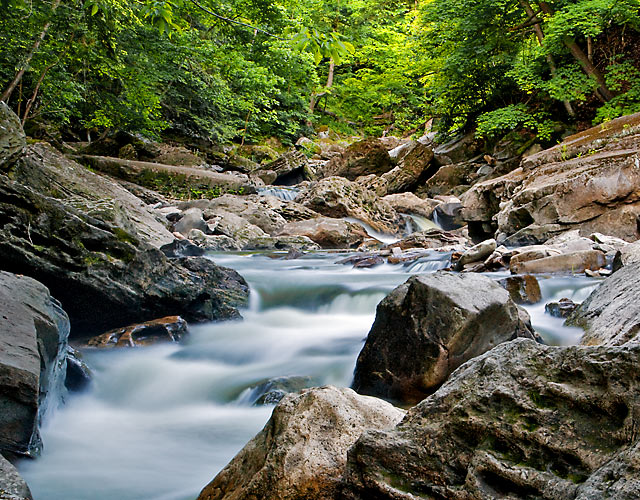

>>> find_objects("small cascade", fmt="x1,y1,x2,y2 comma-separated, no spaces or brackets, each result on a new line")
257,186,300,201
343,217,400,244
402,213,442,234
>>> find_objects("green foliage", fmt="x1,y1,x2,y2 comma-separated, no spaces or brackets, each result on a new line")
595,60,640,123
476,104,556,142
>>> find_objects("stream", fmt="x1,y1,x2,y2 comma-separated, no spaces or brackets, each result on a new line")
19,250,600,500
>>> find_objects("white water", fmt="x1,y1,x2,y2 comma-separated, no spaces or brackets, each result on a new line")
257,186,299,201
20,251,598,500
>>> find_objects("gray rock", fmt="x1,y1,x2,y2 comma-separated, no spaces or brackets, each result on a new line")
322,139,393,180
351,272,536,404
243,235,320,252
276,217,368,249
65,347,92,392
0,454,33,500
546,298,579,318
0,272,69,457
381,142,435,194
343,339,640,500
197,386,405,500
568,262,640,346
511,250,606,275
455,238,496,269
0,102,26,168
174,208,208,236
187,230,242,252
613,239,640,270
244,376,314,406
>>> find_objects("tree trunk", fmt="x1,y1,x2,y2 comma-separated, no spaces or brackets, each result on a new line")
537,1,612,102
518,0,574,116
309,58,335,116
0,0,61,103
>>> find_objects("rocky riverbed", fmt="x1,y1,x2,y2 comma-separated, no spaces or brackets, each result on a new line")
1,102,640,500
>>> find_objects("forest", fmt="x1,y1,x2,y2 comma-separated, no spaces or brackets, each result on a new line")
2,0,640,147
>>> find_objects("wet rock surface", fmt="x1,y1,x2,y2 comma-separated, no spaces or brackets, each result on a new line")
197,386,405,500
0,454,33,500
498,275,542,305
0,272,69,457
343,339,640,500
351,272,536,404
86,316,188,348
546,298,579,318
568,262,640,346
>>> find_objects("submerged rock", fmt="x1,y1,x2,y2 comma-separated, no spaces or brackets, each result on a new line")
197,386,404,500
498,275,542,305
0,272,69,457
86,316,188,348
545,298,579,318
351,272,536,404
343,339,640,500
243,376,314,406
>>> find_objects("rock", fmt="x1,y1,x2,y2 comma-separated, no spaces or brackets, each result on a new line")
613,239,640,270
197,386,405,500
86,316,187,348
275,217,368,249
545,298,579,318
509,246,561,269
455,238,496,269
160,239,207,258
64,347,92,392
208,212,268,247
336,254,385,268
0,272,69,457
382,193,440,219
461,113,640,243
0,102,26,168
243,235,320,252
498,275,542,305
174,207,208,236
418,161,478,198
184,195,288,235
0,454,33,500
432,131,481,165
351,272,536,404
322,139,393,180
187,230,242,251
343,339,640,500
354,174,388,197
387,229,468,251
432,201,464,230
380,142,435,194
259,150,314,186
511,250,606,275
243,376,314,406
297,177,403,234
0,159,249,336
568,262,640,345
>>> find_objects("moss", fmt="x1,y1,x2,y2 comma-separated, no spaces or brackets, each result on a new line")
113,228,138,246
528,390,556,409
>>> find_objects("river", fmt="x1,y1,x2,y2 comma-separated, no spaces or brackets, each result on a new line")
19,250,600,500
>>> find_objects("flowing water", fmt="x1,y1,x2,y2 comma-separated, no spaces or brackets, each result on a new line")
20,251,600,500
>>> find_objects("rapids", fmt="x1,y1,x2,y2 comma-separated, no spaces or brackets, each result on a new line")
19,251,599,500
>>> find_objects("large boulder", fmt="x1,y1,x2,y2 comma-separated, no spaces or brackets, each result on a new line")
322,139,393,180
275,217,368,249
343,339,640,500
380,142,435,194
258,150,314,186
351,273,536,404
510,250,606,275
0,144,249,336
197,386,405,500
0,272,69,457
568,262,640,346
382,193,440,219
297,177,403,234
461,112,640,243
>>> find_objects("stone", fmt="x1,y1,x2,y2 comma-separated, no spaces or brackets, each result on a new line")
174,208,208,236
432,201,465,230
498,275,542,305
187,230,242,252
432,131,481,165
461,114,640,243
259,150,313,186
243,235,320,252
160,239,207,258
0,272,69,457
0,454,33,500
568,262,640,346
336,254,385,268
613,239,640,270
455,238,496,269
510,250,606,275
354,174,388,197
387,229,468,251
545,298,579,318
381,193,440,219
197,386,405,500
0,102,26,168
243,376,314,406
64,347,92,392
86,316,188,348
207,212,269,247
322,139,393,180
351,272,536,404
418,161,478,198
380,142,435,194
343,339,640,500
275,217,368,249
297,177,403,234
